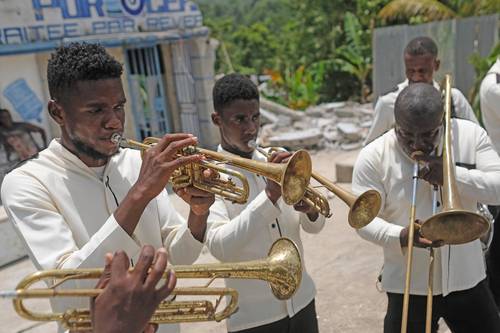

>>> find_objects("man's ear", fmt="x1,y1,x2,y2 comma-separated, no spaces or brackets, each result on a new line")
434,58,441,72
48,100,65,125
211,112,221,126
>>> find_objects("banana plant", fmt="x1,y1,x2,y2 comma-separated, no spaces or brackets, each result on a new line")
334,12,372,103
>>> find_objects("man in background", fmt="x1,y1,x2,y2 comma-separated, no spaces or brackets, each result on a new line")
364,36,478,145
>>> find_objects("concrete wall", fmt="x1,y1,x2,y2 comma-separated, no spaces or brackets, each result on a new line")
189,37,219,149
373,14,499,100
168,37,219,149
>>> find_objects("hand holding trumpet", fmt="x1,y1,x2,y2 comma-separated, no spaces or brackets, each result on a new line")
264,151,318,220
112,133,216,242
91,246,177,333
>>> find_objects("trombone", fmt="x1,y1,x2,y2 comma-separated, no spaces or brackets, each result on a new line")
400,75,491,333
112,134,312,206
419,76,490,245
249,141,381,228
0,238,302,331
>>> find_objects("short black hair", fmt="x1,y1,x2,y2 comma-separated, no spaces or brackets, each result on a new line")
404,36,438,57
47,42,123,100
213,73,259,113
0,108,9,114
395,83,443,126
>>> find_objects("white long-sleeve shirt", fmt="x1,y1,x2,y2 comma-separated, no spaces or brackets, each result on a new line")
353,119,500,296
481,58,500,153
206,146,326,332
1,139,204,333
364,79,478,145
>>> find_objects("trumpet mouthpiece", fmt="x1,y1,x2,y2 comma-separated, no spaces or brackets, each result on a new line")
0,290,17,298
247,140,257,149
111,133,122,143
110,133,123,144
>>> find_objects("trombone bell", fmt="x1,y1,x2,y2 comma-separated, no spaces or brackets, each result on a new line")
421,209,489,245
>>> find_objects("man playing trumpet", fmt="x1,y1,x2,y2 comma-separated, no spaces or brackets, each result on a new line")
0,42,215,333
206,73,326,333
353,83,500,332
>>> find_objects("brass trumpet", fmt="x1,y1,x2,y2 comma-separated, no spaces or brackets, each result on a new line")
0,238,302,331
112,134,312,205
250,142,381,228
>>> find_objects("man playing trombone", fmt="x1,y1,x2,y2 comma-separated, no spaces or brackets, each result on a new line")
206,73,326,333
0,42,215,333
353,83,500,332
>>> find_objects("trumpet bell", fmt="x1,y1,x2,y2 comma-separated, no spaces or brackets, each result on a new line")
267,238,302,300
349,189,382,229
421,210,490,245
281,150,312,205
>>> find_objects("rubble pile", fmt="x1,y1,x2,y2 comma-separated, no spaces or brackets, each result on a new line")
258,98,375,152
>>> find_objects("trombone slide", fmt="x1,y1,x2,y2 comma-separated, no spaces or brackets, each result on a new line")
401,162,419,333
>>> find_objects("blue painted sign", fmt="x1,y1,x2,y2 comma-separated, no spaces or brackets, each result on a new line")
3,79,44,123
0,0,203,46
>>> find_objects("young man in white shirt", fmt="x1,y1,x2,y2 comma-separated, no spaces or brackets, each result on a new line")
1,43,214,333
480,57,500,309
206,73,326,333
364,36,478,145
353,83,500,332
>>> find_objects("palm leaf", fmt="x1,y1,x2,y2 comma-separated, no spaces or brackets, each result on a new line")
343,12,363,53
379,0,457,21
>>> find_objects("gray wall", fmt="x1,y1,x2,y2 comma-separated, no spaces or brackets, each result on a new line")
373,14,498,100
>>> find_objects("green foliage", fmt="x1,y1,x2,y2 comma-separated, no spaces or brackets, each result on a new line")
199,0,289,75
333,12,373,102
378,0,500,23
469,43,500,123
264,63,326,110
197,0,499,109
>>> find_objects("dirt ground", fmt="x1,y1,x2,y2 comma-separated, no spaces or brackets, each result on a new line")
0,149,451,333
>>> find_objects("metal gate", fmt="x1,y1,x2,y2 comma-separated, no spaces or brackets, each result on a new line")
125,45,171,140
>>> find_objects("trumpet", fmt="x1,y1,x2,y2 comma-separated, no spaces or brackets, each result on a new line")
0,238,302,331
249,141,381,228
113,134,312,205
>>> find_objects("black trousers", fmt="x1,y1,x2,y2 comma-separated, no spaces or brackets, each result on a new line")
486,207,500,310
229,300,318,333
384,280,500,333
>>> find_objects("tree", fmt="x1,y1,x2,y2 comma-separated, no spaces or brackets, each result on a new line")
379,0,500,23
334,12,373,103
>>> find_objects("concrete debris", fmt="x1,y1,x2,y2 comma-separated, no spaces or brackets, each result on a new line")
259,108,279,126
258,100,375,152
268,128,323,150
260,97,305,121
337,122,363,141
